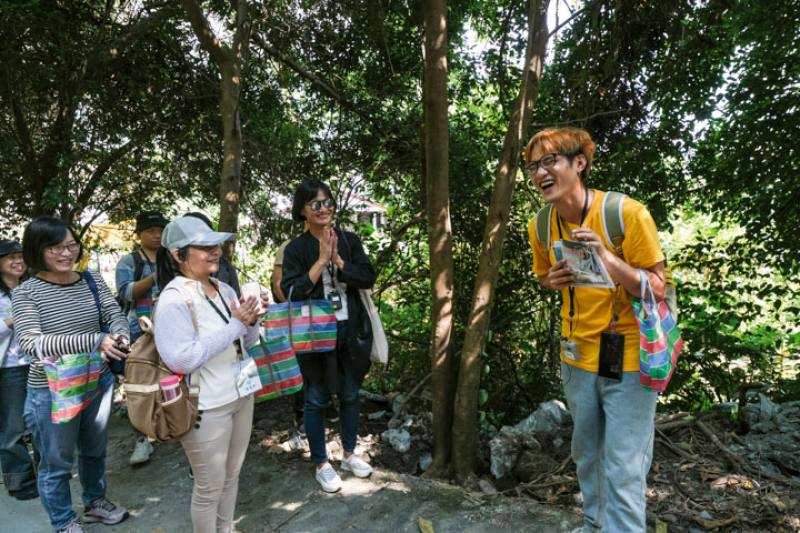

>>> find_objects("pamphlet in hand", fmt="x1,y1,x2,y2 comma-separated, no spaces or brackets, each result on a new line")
553,239,615,288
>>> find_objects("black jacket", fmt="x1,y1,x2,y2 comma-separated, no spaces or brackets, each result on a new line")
280,229,376,388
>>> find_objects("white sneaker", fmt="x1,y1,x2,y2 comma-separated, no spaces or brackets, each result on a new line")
341,454,373,478
129,438,153,465
315,463,342,493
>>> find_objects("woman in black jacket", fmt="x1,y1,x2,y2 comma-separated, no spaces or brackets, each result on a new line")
281,180,376,493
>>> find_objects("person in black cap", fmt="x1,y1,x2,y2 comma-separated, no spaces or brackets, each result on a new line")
114,211,169,466
184,212,241,297
0,239,37,500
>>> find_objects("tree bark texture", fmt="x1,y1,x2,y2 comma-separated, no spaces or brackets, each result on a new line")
451,0,551,482
182,0,249,257
422,0,457,476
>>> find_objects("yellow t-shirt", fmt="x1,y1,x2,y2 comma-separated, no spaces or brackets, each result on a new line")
527,190,665,372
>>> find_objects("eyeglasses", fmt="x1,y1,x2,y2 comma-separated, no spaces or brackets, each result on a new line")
45,242,80,255
525,152,569,174
307,198,335,212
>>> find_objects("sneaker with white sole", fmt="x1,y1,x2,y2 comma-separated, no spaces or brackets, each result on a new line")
315,463,342,493
340,454,373,478
57,519,87,533
129,437,153,465
83,497,130,525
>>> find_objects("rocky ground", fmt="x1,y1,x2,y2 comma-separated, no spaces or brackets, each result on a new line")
0,393,581,533
3,388,798,532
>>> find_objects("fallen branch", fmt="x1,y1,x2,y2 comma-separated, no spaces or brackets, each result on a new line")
502,455,572,495
656,416,696,432
695,420,800,489
695,420,746,472
390,373,432,420
655,430,694,461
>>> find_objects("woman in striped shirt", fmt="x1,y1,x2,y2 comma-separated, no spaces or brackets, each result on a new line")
12,217,130,533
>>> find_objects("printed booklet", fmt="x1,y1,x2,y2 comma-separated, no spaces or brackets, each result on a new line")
553,239,615,288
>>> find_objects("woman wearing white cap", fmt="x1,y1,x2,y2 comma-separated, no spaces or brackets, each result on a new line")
153,216,262,533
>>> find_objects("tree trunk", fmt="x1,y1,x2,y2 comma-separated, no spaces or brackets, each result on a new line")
450,0,551,483
182,0,249,257
218,61,243,256
422,0,457,478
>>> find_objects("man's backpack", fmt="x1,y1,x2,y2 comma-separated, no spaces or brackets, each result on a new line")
124,288,200,442
533,191,678,320
116,251,146,314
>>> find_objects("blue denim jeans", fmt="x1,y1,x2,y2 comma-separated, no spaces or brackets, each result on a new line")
561,362,657,532
24,369,115,531
304,362,361,465
0,365,36,494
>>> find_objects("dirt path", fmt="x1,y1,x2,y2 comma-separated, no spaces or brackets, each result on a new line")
1,396,581,532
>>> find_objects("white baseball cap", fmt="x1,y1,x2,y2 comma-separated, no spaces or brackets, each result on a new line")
161,216,235,251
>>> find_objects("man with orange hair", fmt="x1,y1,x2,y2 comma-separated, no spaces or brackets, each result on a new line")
526,127,665,531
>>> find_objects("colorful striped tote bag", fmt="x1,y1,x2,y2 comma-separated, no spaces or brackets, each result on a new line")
249,335,303,402
40,338,105,424
262,292,337,354
632,270,683,393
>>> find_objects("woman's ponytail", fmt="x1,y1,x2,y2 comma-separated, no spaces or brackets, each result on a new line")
156,246,184,290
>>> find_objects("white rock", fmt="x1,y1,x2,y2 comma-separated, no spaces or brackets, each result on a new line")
381,429,411,453
418,452,433,472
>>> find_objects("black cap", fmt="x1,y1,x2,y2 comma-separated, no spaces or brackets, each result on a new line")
135,212,169,233
0,239,22,257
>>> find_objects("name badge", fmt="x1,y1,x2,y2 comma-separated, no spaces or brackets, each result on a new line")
560,338,580,361
235,358,262,397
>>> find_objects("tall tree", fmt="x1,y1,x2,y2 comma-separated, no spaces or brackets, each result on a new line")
182,0,250,254
422,0,457,476
450,0,551,482
0,1,196,229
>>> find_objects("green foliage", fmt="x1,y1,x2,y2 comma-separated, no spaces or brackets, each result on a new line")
665,210,800,409
1,0,798,435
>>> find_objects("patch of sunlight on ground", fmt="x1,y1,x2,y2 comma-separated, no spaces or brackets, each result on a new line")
270,501,303,512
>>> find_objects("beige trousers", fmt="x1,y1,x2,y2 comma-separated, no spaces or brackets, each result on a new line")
181,395,254,533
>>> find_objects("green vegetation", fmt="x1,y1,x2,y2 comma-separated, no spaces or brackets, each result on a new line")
1,0,798,476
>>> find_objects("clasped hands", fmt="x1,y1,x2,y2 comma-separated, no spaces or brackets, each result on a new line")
317,226,344,270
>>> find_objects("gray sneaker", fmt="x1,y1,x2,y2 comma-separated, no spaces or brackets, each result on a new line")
83,497,129,525
57,519,87,533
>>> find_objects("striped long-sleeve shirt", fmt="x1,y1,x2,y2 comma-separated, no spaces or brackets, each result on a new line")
11,272,129,388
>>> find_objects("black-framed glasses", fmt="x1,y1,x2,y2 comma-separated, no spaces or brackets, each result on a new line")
525,152,567,174
45,242,80,255
307,198,335,212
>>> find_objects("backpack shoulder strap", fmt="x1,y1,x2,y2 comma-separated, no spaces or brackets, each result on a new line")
601,191,627,256
159,284,199,333
534,203,554,250
82,271,104,331
132,250,146,281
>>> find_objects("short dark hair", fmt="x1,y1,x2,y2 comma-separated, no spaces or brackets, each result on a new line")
184,211,214,230
291,180,334,222
22,217,83,273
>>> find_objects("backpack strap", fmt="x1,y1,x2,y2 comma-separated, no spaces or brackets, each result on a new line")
132,250,146,282
83,271,106,333
534,203,554,250
601,191,627,257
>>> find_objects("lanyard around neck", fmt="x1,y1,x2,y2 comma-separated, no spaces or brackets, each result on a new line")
203,285,244,355
204,285,232,324
556,187,589,338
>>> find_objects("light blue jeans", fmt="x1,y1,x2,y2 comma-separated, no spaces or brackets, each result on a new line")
561,362,657,532
24,369,115,531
